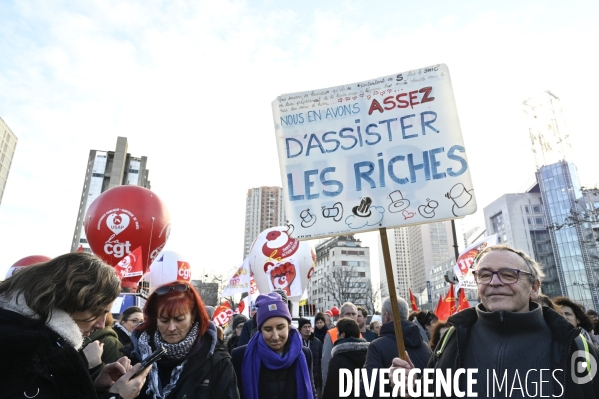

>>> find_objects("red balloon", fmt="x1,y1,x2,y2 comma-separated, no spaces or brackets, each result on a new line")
331,306,340,317
6,255,52,279
12,255,52,267
85,186,171,273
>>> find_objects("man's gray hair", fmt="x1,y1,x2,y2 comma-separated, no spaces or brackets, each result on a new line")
474,244,545,283
340,302,357,316
381,297,409,321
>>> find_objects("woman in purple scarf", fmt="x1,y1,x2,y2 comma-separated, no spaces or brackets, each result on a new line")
232,292,315,399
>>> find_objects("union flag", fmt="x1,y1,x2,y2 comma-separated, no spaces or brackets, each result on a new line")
456,288,470,312
435,283,456,322
409,288,419,311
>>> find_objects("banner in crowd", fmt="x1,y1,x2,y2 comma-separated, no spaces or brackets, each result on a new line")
114,246,144,288
454,234,499,290
272,64,476,239
213,302,234,326
221,257,251,297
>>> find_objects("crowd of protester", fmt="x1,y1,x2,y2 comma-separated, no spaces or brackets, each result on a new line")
1,245,599,397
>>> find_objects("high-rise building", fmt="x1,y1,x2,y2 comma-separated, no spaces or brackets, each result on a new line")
243,187,286,258
310,235,372,312
536,161,599,309
378,221,455,307
0,117,18,206
71,137,150,253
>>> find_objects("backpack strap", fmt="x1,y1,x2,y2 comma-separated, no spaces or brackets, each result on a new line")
575,334,593,380
435,326,456,356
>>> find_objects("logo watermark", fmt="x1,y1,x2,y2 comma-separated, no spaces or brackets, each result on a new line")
571,350,597,384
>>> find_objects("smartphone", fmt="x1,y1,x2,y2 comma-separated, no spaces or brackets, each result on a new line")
131,346,167,378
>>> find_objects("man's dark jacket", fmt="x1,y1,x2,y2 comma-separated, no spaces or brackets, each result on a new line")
361,319,432,398
304,332,323,391
231,342,315,399
322,337,369,399
427,303,599,399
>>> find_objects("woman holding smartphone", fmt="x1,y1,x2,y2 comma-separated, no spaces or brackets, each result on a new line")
0,252,149,399
124,281,239,399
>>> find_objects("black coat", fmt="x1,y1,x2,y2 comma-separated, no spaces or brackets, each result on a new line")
231,343,315,399
124,322,239,399
0,307,116,399
361,319,432,398
303,333,323,390
322,337,369,399
113,322,132,347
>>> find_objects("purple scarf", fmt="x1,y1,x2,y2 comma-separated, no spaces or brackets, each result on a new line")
242,327,313,399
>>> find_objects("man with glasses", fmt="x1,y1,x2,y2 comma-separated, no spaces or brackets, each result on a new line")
389,245,599,398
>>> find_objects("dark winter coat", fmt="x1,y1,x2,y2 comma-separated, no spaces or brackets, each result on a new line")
427,303,599,399
0,306,122,399
313,325,329,344
361,319,432,398
83,325,124,368
113,322,132,347
322,337,369,399
237,313,257,347
124,322,239,399
360,328,378,343
231,342,316,399
303,333,323,390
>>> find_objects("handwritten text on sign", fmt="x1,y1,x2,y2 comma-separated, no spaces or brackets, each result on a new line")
272,64,477,239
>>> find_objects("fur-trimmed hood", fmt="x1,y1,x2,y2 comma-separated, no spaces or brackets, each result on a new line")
0,294,84,349
331,337,369,357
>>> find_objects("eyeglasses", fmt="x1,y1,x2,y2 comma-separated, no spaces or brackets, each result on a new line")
155,284,190,296
126,318,143,324
472,268,533,285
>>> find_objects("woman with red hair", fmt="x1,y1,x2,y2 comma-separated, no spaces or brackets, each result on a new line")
124,281,239,399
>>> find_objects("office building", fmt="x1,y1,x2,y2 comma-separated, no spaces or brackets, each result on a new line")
310,235,372,313
0,118,18,206
378,221,456,307
71,137,150,253
243,187,286,258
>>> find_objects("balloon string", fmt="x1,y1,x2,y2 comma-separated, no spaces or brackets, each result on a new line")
147,217,155,272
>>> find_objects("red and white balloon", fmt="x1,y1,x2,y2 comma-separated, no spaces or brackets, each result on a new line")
248,226,316,301
6,255,52,279
85,186,171,272
148,250,192,293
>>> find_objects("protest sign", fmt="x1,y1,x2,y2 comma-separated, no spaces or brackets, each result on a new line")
221,257,251,297
272,64,476,239
454,234,498,290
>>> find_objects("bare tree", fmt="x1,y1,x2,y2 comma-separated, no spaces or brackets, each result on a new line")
363,283,380,314
321,267,374,311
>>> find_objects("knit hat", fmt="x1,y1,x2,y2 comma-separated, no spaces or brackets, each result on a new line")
314,313,326,324
232,314,248,331
255,292,292,329
298,318,311,330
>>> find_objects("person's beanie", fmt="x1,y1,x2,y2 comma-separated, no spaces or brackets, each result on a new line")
232,314,248,331
298,318,311,331
255,292,292,329
205,306,215,320
315,313,326,324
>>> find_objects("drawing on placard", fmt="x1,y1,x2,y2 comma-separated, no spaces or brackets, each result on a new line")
445,183,474,217
402,210,416,220
285,220,295,237
300,209,317,228
321,202,343,222
418,199,439,219
387,190,410,213
345,197,385,229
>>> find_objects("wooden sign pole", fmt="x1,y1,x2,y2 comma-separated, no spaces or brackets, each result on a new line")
379,227,406,360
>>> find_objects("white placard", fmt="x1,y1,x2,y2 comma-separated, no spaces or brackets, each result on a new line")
272,64,476,239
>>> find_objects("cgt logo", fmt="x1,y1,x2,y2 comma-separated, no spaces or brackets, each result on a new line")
104,241,132,258
177,261,191,280
571,349,597,384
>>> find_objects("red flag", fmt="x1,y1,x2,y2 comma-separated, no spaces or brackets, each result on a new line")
436,283,456,322
77,245,84,253
114,247,144,288
435,294,442,314
409,288,419,311
457,288,470,312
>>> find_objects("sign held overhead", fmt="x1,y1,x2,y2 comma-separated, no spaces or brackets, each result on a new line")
272,64,476,239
